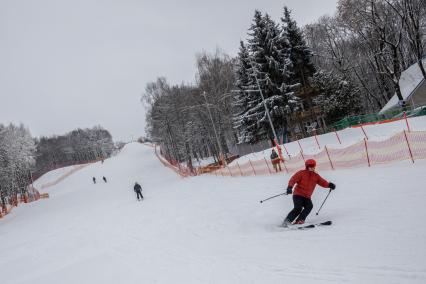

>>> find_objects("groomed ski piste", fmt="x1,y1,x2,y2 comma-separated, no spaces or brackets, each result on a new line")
1,126,426,283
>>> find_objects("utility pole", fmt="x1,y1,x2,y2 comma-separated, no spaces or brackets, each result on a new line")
250,61,283,160
202,91,226,166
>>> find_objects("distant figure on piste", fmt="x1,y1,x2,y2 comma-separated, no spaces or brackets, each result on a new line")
134,182,143,201
270,149,282,172
282,159,335,226
102,176,107,183
92,177,96,184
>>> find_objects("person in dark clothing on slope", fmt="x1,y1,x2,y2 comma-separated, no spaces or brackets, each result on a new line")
102,176,107,183
134,182,143,201
270,149,282,172
92,177,96,184
282,159,336,226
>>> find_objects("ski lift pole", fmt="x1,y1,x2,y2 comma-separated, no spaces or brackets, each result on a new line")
250,61,280,157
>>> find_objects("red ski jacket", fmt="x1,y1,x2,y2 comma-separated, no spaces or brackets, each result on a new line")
288,170,329,198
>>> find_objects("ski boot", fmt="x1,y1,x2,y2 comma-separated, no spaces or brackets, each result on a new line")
281,219,292,227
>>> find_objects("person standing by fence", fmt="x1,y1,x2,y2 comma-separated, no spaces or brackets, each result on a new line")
270,149,282,172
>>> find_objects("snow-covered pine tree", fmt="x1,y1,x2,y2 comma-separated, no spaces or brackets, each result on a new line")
233,41,255,143
239,11,296,143
281,6,316,88
311,69,362,123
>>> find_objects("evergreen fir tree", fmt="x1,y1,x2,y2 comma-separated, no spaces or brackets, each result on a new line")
233,41,255,143
236,11,296,143
281,7,316,88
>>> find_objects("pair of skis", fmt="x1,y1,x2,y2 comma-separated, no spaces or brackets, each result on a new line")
281,220,332,230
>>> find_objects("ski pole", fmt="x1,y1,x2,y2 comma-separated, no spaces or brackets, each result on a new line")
316,189,332,215
260,192,288,203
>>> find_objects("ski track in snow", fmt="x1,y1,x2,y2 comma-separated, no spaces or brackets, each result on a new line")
1,143,426,283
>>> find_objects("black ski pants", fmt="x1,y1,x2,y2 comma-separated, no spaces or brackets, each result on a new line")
285,195,313,222
135,190,143,200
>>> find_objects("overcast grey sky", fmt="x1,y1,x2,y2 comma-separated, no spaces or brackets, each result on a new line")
0,0,338,141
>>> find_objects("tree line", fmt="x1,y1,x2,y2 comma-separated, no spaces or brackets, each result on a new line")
0,123,114,206
143,0,425,168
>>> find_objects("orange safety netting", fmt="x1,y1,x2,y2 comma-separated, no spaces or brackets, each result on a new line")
208,131,425,177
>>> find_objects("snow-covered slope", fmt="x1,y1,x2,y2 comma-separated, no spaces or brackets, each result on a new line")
1,143,426,283
34,164,90,189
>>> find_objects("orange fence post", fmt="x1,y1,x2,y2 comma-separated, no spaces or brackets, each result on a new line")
282,159,289,174
227,166,233,177
283,145,290,158
334,129,342,144
297,141,305,161
264,157,272,174
314,130,320,149
403,130,414,163
361,125,368,140
325,146,334,170
404,112,411,132
249,159,256,176
237,162,243,176
364,138,371,167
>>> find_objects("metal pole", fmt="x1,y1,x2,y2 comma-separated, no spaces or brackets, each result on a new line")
202,91,226,166
251,69,279,143
250,61,284,162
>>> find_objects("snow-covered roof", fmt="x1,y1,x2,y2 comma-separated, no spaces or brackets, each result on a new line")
379,58,426,114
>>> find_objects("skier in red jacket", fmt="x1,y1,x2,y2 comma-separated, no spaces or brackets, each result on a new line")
282,159,336,226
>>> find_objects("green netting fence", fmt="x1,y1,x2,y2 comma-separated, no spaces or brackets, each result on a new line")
328,105,426,131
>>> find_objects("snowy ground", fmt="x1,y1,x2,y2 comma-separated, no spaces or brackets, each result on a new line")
1,143,426,283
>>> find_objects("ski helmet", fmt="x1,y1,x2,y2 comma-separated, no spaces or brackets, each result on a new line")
305,159,316,168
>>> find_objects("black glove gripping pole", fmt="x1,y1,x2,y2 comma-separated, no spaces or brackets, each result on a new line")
260,193,288,203
316,189,332,215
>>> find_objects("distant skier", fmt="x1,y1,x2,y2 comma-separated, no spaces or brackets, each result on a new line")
282,159,336,226
134,182,143,201
92,177,96,184
102,176,107,183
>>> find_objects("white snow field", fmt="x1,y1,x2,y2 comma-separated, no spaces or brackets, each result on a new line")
1,143,426,283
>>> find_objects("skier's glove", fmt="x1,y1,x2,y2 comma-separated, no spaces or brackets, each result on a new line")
286,186,293,195
328,182,336,190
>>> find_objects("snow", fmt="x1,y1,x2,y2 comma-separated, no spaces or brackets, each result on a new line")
34,164,90,189
1,142,426,283
380,58,426,113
